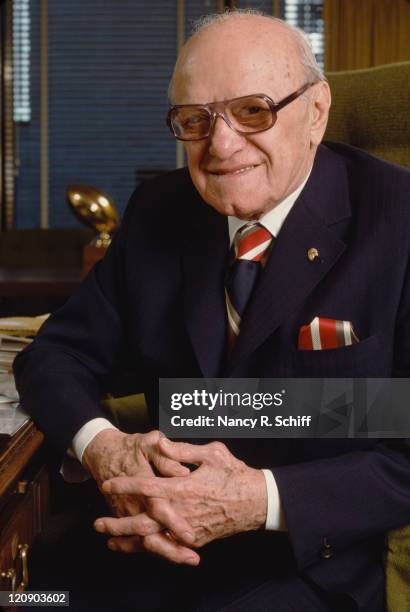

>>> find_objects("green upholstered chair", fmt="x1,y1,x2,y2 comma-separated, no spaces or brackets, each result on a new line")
386,525,410,611
326,61,410,609
325,61,410,168
102,394,150,434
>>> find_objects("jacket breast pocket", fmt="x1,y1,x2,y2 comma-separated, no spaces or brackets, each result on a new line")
291,335,385,377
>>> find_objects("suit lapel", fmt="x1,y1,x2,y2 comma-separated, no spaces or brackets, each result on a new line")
182,192,229,377
227,144,352,373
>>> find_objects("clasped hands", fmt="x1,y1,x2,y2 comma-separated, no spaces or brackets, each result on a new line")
83,430,267,565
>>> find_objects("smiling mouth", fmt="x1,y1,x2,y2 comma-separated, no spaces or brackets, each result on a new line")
210,164,259,176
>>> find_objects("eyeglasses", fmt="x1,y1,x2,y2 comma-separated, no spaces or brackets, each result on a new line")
166,82,317,142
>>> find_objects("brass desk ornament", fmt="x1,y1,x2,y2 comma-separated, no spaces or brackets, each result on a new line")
66,184,119,247
66,184,120,276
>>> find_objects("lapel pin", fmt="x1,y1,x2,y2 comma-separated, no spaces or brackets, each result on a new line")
307,247,319,262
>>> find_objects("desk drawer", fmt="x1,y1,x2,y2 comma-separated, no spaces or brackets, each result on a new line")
0,465,49,603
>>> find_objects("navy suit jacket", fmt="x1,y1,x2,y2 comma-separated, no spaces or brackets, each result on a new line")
14,142,410,610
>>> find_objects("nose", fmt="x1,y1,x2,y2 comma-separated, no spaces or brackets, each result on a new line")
207,114,246,160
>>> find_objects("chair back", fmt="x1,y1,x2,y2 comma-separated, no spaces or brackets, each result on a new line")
325,62,410,168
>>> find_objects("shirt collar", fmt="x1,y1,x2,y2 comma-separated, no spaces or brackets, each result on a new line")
228,167,312,245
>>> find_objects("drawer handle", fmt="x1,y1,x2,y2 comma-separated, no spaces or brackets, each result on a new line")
1,567,16,591
17,480,29,495
17,544,29,591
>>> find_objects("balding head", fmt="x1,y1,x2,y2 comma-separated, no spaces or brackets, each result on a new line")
170,11,324,104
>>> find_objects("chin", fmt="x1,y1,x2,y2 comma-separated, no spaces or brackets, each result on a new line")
208,200,266,220
201,183,273,218
228,199,272,220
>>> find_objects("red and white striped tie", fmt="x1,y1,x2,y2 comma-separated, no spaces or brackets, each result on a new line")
225,223,273,345
235,222,273,264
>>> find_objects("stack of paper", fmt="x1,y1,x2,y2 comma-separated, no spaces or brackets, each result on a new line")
0,371,19,402
0,314,49,337
0,335,32,373
0,314,49,373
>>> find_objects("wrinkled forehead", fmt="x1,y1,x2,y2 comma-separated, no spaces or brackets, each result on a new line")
172,20,304,104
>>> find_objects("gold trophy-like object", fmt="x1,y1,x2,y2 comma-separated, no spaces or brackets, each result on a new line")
66,184,119,247
66,184,120,275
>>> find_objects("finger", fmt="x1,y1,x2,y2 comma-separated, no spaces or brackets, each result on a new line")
96,509,194,546
105,492,145,518
140,432,189,476
159,439,207,464
107,535,143,554
145,499,195,545
102,475,175,497
107,532,200,564
142,532,200,566
94,513,162,537
102,476,162,496
151,451,190,477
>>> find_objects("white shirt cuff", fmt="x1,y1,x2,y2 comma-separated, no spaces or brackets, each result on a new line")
72,417,118,463
60,418,118,483
261,468,287,531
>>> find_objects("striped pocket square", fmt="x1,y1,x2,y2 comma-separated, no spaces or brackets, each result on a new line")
298,317,359,350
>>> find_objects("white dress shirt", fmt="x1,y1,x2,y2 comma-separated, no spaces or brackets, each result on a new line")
67,170,311,530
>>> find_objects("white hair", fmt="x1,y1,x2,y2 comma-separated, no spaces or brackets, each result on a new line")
168,9,325,102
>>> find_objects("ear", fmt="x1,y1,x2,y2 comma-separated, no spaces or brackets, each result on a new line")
309,81,331,147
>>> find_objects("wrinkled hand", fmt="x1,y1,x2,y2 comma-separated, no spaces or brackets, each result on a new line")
84,429,200,565
95,440,267,562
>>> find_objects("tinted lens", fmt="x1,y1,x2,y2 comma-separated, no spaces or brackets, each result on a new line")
171,106,211,140
228,96,273,132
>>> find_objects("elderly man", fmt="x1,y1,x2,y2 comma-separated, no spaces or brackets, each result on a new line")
14,10,410,612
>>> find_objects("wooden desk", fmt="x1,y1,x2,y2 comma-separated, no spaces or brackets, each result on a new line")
0,268,82,298
0,414,49,596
